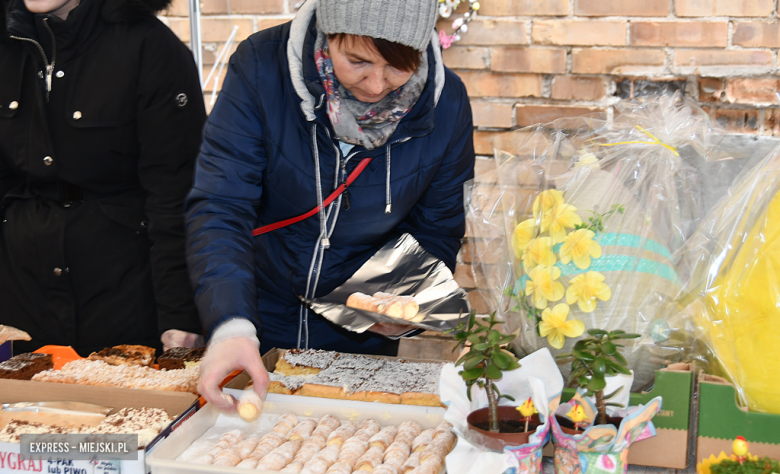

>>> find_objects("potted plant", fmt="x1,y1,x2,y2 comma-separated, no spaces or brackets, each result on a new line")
555,328,639,430
550,328,663,474
448,311,533,445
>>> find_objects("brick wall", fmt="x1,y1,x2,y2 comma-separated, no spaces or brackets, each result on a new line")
158,0,779,314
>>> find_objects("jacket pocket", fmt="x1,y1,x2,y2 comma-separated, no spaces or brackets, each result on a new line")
65,55,136,128
0,55,25,119
97,192,148,234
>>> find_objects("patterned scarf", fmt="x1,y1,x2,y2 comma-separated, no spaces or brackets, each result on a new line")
314,30,428,150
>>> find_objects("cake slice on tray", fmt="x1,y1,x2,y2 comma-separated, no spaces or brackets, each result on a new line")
88,345,155,367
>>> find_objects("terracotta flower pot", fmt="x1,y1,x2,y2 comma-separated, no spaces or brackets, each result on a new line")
466,406,540,449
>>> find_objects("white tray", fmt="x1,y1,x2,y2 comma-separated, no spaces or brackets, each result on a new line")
145,391,448,474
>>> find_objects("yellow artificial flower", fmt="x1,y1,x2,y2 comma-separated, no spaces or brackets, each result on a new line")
511,219,537,259
559,229,602,269
525,265,565,309
533,189,564,219
539,303,585,349
541,204,583,243
523,237,557,272
565,271,612,313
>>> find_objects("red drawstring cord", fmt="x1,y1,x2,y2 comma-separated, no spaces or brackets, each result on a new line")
252,157,373,236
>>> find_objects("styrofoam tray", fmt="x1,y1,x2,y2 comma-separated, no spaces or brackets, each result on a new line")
145,390,448,474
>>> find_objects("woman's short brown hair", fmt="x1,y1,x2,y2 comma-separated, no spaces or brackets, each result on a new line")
328,33,422,73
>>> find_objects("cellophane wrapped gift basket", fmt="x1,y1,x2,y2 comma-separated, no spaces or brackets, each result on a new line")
669,137,780,415
466,94,725,391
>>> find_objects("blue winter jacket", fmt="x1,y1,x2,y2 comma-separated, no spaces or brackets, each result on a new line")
185,1,475,354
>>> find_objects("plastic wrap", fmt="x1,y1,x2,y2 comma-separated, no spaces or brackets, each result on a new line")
669,142,780,414
465,94,732,390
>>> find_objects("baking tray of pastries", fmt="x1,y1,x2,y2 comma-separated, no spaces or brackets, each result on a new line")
145,391,453,474
1,345,205,394
259,349,448,408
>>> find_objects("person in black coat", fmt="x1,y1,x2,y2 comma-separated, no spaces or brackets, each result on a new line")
0,0,206,355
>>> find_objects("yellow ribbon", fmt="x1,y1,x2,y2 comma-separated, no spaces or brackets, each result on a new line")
596,125,680,156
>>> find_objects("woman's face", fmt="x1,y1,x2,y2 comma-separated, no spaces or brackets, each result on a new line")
24,0,80,19
329,35,415,104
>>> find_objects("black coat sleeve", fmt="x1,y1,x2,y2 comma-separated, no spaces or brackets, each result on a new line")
135,20,207,336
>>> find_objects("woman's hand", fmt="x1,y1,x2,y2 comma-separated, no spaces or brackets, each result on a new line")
198,336,270,410
161,329,205,351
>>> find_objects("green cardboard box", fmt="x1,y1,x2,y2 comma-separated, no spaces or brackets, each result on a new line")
544,363,694,469
697,373,780,462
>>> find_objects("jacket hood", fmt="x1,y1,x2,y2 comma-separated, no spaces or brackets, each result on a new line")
101,0,172,23
287,0,445,122
4,0,172,37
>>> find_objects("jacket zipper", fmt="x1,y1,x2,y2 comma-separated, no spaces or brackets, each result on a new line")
10,18,56,102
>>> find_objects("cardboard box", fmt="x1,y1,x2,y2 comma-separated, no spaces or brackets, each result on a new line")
0,379,198,474
146,392,448,474
542,363,694,469
696,373,780,462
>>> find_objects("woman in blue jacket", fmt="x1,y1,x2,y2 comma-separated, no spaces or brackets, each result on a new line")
187,0,475,406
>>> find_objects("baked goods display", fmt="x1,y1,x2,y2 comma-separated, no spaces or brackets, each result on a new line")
188,412,455,473
346,292,423,322
0,407,172,447
157,347,205,370
31,358,199,393
0,352,53,380
88,344,156,367
267,350,444,407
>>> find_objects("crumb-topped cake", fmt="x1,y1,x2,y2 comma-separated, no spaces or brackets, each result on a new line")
0,352,53,380
32,359,199,393
157,347,205,371
267,350,444,406
0,408,172,448
88,345,155,367
274,349,340,376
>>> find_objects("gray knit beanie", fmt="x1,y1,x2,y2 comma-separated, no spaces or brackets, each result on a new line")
317,0,438,52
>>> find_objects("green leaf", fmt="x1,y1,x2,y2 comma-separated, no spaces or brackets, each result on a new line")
587,376,607,392
592,356,606,377
612,333,640,340
602,341,616,355
467,311,476,332
612,351,628,366
603,386,623,400
610,329,625,335
605,402,625,408
488,330,501,342
587,329,608,336
606,358,632,375
455,352,470,366
573,348,596,361
577,375,589,388
556,352,573,359
466,334,483,345
505,360,521,371
473,343,490,351
464,354,483,371
498,334,516,344
492,350,513,370
461,368,483,381
485,363,502,380
502,394,516,402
